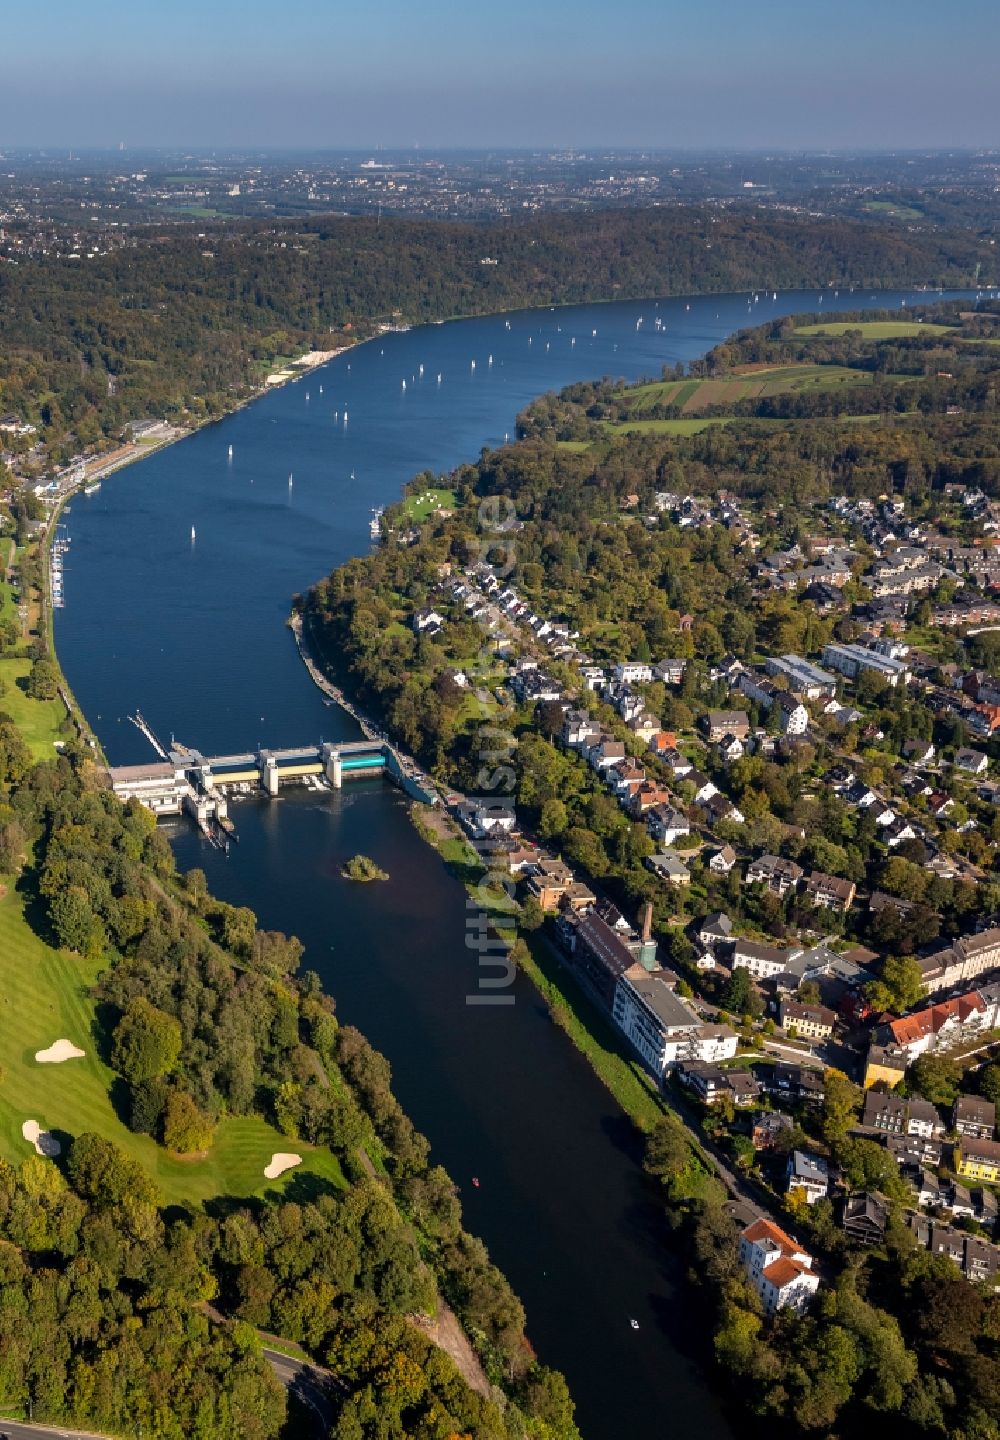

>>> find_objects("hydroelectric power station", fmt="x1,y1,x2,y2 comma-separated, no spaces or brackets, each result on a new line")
106,713,437,846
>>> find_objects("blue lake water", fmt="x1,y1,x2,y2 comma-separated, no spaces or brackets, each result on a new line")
56,286,968,1439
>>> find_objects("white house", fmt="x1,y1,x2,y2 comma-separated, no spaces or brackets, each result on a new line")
611,968,738,1078
614,662,654,685
738,1218,819,1316
787,1150,829,1206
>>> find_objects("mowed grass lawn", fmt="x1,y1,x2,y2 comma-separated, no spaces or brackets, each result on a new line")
795,320,956,338
0,658,67,760
623,364,881,415
0,887,345,1205
403,487,456,521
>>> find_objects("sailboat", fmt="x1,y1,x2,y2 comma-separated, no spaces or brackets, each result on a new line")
190,525,196,542
488,354,493,366
419,364,424,376
288,473,293,489
401,378,406,391
437,373,442,384
228,444,233,458
471,359,476,371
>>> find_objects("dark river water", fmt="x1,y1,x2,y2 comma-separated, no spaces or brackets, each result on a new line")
56,286,966,1440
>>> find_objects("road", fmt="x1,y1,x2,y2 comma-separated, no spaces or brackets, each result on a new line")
264,1348,338,1432
0,1349,337,1440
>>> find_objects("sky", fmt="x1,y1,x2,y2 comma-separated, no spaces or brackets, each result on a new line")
2,0,998,150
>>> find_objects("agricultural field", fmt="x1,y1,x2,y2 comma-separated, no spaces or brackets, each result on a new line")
622,363,884,415
0,884,344,1205
795,320,956,339
605,417,734,436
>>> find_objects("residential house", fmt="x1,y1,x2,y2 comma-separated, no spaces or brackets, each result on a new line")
842,1192,889,1246
702,793,745,828
646,804,691,847
646,851,691,887
906,1215,1000,1284
709,845,737,875
765,654,839,698
525,858,575,913
763,1061,825,1106
907,1098,945,1140
629,780,672,817
752,1111,795,1151
654,658,687,685
917,929,1000,995
738,1218,819,1315
745,854,804,897
887,1132,943,1168
804,871,856,913
732,938,804,980
611,965,737,1077
412,607,444,634
787,1150,829,1206
686,770,719,804
955,1138,1000,1184
614,662,653,685
779,999,836,1041
822,642,909,687
702,710,751,743
562,709,601,749
587,736,627,771
862,1090,906,1135
954,748,989,776
698,912,734,949
564,912,638,1008
679,1061,760,1107
954,1096,996,1140
884,990,990,1058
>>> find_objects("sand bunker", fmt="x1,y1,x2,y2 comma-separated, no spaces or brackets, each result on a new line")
264,1152,302,1180
35,1039,86,1064
22,1120,61,1157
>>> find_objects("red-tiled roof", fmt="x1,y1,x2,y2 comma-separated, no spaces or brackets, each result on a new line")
742,1217,799,1253
889,991,986,1046
763,1257,808,1288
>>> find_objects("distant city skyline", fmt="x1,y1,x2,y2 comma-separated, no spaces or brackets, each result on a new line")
2,0,998,150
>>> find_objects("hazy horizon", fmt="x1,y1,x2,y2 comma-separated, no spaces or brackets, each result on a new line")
2,0,998,151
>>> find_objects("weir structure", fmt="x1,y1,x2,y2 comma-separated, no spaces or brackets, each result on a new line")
106,733,438,838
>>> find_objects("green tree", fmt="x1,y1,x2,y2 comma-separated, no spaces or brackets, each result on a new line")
724,966,761,1018
644,1116,692,1185
26,658,59,699
907,1054,961,1107
162,1089,215,1154
865,954,925,1015
49,885,94,952
822,1069,862,1145
111,998,182,1084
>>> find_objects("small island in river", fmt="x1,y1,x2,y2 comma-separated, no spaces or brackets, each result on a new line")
342,852,390,882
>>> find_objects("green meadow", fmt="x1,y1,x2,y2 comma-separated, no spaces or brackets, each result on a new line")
795,320,956,338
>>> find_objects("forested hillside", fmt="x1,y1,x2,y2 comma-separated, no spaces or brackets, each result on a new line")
0,735,577,1440
0,208,995,462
